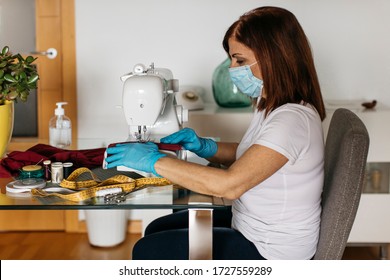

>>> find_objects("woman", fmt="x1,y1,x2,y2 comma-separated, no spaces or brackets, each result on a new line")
105,6,326,260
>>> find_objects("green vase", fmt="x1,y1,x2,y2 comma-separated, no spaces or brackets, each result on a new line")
212,58,251,108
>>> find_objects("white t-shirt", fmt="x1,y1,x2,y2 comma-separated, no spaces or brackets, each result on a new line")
232,102,324,260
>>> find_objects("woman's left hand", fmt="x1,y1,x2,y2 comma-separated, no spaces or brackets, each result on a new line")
105,142,166,176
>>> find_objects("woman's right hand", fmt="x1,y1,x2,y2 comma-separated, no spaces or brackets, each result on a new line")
160,128,218,158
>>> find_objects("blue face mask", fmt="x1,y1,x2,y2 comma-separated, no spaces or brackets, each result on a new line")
228,62,263,98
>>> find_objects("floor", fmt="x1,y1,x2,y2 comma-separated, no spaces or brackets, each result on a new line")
0,232,138,260
0,231,388,260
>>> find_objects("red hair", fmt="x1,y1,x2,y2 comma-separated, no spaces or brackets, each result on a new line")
223,6,326,120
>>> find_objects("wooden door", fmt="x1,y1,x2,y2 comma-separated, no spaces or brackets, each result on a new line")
8,0,77,150
0,0,79,232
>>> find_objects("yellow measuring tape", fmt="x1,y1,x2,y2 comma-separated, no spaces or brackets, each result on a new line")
31,167,172,202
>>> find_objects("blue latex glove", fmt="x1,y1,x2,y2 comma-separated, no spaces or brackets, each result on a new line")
105,142,166,176
160,128,217,158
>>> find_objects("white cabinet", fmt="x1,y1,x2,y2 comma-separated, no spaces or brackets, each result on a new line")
188,102,390,247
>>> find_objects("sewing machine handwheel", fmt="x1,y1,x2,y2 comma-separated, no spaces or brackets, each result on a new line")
133,63,146,73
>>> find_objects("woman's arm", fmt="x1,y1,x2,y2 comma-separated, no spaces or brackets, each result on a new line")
155,144,288,200
207,142,239,167
160,128,237,166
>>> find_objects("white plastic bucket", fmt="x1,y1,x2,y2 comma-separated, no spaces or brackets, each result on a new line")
85,209,128,247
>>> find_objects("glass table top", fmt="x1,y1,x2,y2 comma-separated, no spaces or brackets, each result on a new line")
0,168,231,210
0,184,231,210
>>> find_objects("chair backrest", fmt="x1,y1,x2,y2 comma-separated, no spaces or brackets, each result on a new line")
314,108,369,260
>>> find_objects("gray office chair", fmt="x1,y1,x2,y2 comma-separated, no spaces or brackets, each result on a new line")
314,108,369,259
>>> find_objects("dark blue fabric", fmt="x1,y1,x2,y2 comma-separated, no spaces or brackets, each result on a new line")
132,208,266,260
145,208,233,236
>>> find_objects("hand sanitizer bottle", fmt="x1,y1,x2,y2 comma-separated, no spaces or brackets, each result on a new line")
49,102,72,148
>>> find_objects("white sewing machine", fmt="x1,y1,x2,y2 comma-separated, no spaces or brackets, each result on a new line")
121,62,187,142
94,63,188,246
104,63,188,176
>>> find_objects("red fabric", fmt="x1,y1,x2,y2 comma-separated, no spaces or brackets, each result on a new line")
0,144,106,178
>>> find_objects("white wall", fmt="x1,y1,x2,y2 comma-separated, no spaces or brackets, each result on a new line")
75,0,390,142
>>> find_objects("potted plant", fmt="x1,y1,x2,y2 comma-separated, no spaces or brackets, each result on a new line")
0,46,39,157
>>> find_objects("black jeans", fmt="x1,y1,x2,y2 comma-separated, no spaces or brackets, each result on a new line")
132,207,266,260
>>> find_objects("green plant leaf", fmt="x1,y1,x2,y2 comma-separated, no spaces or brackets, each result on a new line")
20,91,29,101
4,74,17,83
1,46,9,56
16,83,25,92
15,54,24,62
8,90,18,100
27,74,39,84
25,56,36,64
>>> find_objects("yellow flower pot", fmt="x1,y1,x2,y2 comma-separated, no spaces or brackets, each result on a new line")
0,101,14,158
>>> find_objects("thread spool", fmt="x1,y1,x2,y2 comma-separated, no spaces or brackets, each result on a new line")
18,165,44,179
63,162,74,179
43,160,51,182
51,162,64,184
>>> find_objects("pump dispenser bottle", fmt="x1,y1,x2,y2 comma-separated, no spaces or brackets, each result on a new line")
49,102,72,148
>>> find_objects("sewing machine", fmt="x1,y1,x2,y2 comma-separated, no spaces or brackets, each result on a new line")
104,63,188,176
121,62,187,142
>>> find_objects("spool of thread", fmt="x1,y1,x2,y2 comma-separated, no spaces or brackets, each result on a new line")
51,162,64,184
43,160,52,182
63,162,74,179
18,165,45,179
